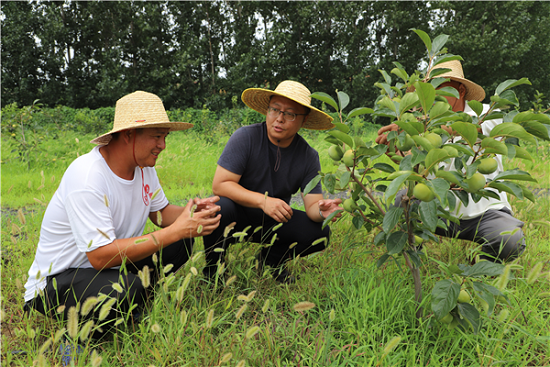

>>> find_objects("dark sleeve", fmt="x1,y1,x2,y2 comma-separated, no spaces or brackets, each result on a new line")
217,127,251,175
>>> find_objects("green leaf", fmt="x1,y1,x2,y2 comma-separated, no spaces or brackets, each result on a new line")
428,101,450,120
435,86,460,99
337,91,350,111
457,303,481,334
511,145,533,161
450,122,478,147
321,209,343,230
328,130,354,149
347,107,374,119
490,90,519,108
323,174,336,193
481,138,508,156
374,231,386,246
398,92,419,117
391,67,409,82
520,185,536,203
377,95,397,112
431,279,460,320
378,69,392,85
487,181,524,200
383,206,404,234
435,170,461,186
386,231,408,255
430,34,449,57
493,169,537,182
352,215,364,230
339,171,351,189
432,54,463,67
429,178,450,205
303,175,322,196
411,28,432,53
333,122,349,133
419,200,437,232
374,82,394,97
384,172,411,204
490,122,536,144
495,78,531,96
462,261,504,277
395,120,420,136
373,163,396,173
467,100,483,117
425,148,452,172
311,92,338,112
522,121,550,141
376,253,390,268
412,135,434,152
414,81,435,115
511,111,550,123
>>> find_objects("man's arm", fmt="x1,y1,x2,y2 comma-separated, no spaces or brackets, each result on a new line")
212,165,294,223
302,193,343,223
87,200,221,270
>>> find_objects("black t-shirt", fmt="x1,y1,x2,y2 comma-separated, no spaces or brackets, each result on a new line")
218,122,323,204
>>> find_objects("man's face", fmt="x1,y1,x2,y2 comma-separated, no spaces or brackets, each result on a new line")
265,95,308,148
439,80,466,112
133,128,170,167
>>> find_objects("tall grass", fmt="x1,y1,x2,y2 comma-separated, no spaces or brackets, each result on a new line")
2,127,549,366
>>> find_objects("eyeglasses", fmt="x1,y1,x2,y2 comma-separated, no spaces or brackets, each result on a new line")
267,106,308,122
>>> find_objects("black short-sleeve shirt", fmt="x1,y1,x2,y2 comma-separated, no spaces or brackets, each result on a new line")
218,122,323,204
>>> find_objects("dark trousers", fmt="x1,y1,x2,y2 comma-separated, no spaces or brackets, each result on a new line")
435,207,526,262
26,238,193,338
202,197,330,275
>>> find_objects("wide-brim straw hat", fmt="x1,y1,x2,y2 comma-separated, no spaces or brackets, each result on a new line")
91,91,193,145
428,60,485,102
241,80,334,130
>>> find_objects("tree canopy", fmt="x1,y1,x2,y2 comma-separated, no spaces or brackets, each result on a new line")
2,1,549,111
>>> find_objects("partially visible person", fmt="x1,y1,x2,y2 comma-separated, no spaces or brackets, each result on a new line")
24,91,221,339
376,60,525,262
203,81,343,283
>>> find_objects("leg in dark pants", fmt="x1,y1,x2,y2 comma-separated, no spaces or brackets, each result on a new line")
28,238,193,338
436,208,526,262
202,197,330,277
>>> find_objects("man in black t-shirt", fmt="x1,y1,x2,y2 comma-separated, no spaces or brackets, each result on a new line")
203,81,343,283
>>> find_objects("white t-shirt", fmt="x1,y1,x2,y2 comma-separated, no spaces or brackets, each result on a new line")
24,146,169,301
442,104,511,219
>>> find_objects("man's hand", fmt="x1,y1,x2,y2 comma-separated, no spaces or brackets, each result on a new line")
173,199,221,237
193,196,221,215
319,199,343,222
375,124,399,145
262,197,293,223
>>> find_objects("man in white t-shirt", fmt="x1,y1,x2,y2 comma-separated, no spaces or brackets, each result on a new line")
376,61,525,262
23,91,221,338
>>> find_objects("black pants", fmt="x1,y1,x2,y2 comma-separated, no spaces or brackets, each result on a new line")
435,207,526,262
202,197,330,275
26,238,192,338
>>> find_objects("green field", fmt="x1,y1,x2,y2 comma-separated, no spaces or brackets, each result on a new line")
2,127,549,366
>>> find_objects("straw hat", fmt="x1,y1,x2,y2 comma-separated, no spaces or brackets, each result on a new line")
241,80,334,130
91,91,193,145
428,60,486,102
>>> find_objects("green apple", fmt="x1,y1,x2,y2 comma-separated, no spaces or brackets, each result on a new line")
413,183,435,202
328,145,344,161
458,289,471,303
477,158,498,174
425,133,443,148
440,313,454,324
396,134,414,152
465,172,486,193
343,149,354,167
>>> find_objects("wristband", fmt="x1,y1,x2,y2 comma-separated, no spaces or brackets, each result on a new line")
319,208,326,219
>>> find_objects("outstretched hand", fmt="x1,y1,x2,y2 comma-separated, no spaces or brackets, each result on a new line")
173,199,221,238
319,199,343,222
375,124,399,145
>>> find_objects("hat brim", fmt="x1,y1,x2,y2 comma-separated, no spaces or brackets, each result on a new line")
437,75,486,102
90,121,194,145
241,88,334,130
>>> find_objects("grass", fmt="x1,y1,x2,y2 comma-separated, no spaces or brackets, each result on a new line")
2,127,550,366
